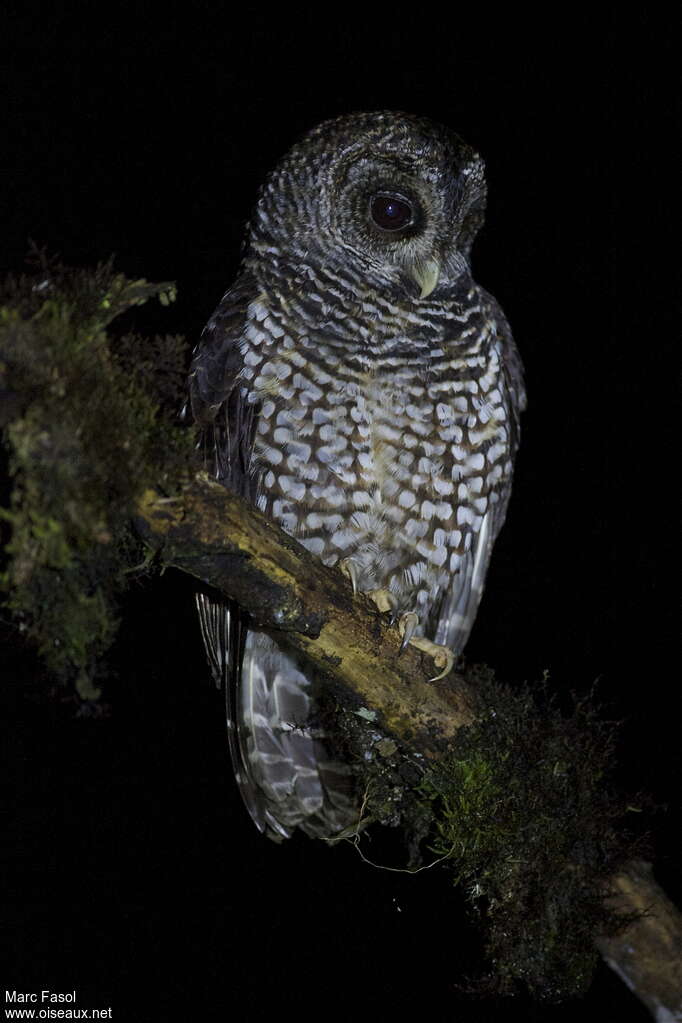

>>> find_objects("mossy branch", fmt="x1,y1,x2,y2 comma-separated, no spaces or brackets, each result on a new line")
136,480,681,1016
2,258,680,1015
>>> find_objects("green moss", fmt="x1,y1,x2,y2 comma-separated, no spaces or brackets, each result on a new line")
415,667,640,1001
1,251,194,693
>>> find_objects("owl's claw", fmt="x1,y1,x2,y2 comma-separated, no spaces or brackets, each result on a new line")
349,583,455,680
420,640,455,682
338,557,359,595
398,611,419,653
397,612,455,682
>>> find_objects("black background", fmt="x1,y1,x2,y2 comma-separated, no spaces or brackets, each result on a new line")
2,8,677,1021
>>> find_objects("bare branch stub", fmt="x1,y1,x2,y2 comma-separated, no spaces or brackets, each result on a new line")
596,861,682,1020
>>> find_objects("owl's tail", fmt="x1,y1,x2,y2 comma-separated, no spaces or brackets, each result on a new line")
195,592,357,841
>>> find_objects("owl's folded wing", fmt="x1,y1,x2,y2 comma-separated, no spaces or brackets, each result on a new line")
432,295,526,655
188,275,266,824
188,272,259,496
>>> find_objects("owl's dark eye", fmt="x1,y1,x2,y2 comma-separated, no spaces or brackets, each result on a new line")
369,193,414,232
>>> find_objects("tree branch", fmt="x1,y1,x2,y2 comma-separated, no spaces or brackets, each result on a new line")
136,478,682,1020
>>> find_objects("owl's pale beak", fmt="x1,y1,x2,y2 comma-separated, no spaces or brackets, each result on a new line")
411,258,440,299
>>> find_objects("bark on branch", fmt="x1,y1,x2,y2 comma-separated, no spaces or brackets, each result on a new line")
596,861,682,1022
136,476,682,1020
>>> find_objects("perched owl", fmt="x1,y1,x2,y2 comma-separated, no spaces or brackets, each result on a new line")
189,111,525,842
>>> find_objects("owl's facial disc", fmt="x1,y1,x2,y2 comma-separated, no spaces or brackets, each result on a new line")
249,113,486,304
329,157,449,300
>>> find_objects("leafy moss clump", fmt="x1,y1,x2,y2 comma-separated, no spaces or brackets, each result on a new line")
1,251,195,693
417,666,639,1001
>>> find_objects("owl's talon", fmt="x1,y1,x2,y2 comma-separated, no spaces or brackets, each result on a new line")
397,611,455,680
398,611,419,653
423,644,456,683
338,557,358,595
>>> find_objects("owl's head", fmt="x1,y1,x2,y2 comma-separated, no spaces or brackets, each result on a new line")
248,111,487,301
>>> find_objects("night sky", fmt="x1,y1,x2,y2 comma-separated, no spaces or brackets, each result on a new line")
2,9,677,1021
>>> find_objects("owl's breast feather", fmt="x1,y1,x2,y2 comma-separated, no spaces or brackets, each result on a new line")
239,299,513,605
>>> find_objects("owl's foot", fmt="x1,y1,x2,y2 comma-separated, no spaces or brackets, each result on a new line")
340,576,453,680
338,564,398,616
397,612,455,682
366,588,398,614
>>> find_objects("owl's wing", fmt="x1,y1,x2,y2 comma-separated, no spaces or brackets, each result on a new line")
432,293,526,655
189,278,355,841
489,290,527,459
189,275,273,831
189,274,259,497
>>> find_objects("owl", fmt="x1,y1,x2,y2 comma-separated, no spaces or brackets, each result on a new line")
189,111,526,841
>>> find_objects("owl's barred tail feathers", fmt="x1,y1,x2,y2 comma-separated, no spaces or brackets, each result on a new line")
195,592,357,841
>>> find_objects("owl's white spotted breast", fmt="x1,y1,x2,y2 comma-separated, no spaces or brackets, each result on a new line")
236,280,514,622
